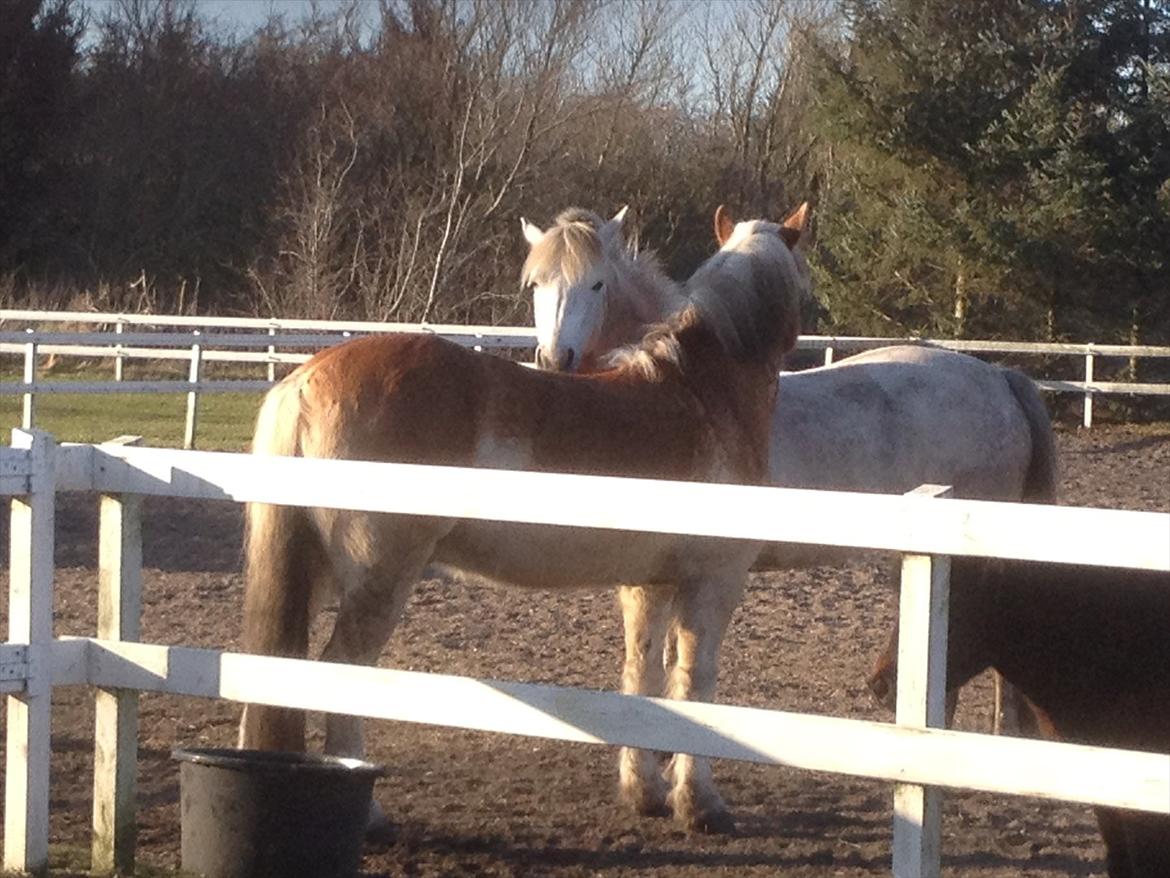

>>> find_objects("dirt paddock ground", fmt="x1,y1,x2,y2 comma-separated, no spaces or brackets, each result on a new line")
1,423,1168,877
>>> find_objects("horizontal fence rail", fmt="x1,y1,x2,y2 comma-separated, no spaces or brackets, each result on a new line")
4,311,1170,439
43,636,1167,814
3,430,1169,877
52,443,1170,570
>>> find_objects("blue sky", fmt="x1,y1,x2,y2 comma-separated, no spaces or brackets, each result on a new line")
80,0,356,36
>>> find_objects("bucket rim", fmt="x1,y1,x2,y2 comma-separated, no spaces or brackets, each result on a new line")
172,747,386,778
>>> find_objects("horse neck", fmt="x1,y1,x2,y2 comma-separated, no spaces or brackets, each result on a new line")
669,313,779,481
600,255,683,351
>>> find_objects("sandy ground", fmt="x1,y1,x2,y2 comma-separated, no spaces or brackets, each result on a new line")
1,422,1167,877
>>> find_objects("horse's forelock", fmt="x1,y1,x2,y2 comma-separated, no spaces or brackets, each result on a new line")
522,218,605,288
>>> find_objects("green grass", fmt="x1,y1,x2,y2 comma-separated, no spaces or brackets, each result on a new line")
0,366,261,450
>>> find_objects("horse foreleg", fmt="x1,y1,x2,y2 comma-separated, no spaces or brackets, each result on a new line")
664,575,745,834
617,584,674,817
316,534,434,839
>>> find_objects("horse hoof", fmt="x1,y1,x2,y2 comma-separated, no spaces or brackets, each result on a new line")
620,785,671,818
683,810,730,838
685,806,737,836
668,791,737,835
627,796,673,824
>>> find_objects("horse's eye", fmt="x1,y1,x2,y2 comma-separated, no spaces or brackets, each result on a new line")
591,281,604,291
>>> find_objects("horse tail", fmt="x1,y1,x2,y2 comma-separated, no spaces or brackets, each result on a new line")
239,375,322,751
1002,367,1059,503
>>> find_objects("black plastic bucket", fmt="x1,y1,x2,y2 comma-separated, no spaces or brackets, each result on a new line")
172,748,385,878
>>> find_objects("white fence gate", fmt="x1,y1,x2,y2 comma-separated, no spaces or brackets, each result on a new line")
3,429,1169,876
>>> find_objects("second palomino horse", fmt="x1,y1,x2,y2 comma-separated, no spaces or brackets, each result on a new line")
521,204,1057,730
239,206,811,834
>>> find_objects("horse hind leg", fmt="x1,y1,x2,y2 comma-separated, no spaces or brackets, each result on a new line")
316,513,445,839
617,584,675,817
664,574,746,835
318,514,443,762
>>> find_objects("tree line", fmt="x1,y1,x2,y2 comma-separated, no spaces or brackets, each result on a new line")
2,0,1166,348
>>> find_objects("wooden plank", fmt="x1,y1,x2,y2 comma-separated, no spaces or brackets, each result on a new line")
0,446,34,497
0,329,534,350
0,343,313,365
3,374,1167,399
4,430,55,874
64,638,1169,813
1084,352,1096,428
0,379,274,395
793,335,1170,358
0,310,540,341
3,309,1168,356
892,484,952,878
183,344,202,450
0,644,29,693
21,341,36,428
51,445,1170,572
92,440,143,875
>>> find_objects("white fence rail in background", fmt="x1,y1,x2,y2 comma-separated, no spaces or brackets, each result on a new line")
2,310,1170,445
3,429,1169,877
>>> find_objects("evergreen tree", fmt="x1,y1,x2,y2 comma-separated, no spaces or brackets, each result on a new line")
0,0,82,277
812,0,1169,343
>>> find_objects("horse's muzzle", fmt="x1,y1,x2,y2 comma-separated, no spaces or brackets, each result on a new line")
535,345,576,372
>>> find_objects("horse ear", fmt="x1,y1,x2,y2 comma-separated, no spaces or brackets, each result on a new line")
779,202,811,250
600,206,630,249
713,204,734,247
521,218,544,246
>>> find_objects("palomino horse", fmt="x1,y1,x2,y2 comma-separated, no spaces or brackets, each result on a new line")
867,557,1170,878
238,207,811,834
521,205,1056,730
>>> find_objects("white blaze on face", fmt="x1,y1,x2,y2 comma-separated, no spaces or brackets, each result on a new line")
532,269,608,372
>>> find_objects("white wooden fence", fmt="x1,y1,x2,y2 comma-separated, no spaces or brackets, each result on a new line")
3,429,1168,876
3,310,1170,442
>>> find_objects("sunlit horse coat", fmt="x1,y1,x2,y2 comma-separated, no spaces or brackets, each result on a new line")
521,203,1057,733
239,208,811,833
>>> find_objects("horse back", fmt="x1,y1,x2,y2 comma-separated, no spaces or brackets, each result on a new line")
770,346,1038,498
961,559,1170,752
288,333,753,483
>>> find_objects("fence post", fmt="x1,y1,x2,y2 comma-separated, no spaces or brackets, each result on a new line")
184,333,202,450
267,325,277,383
114,319,125,382
892,483,952,878
1083,345,1095,429
21,338,37,429
823,345,834,366
92,436,144,875
4,429,56,874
